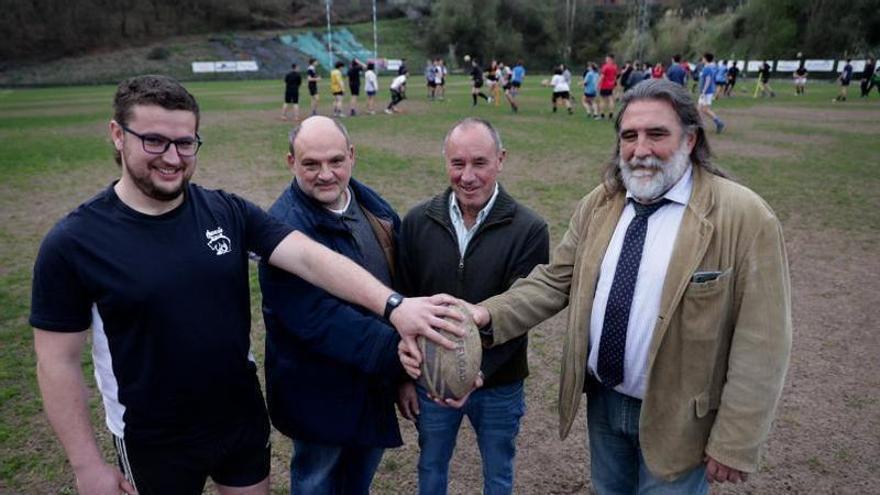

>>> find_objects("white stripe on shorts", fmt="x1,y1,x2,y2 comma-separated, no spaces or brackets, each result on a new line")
113,435,139,493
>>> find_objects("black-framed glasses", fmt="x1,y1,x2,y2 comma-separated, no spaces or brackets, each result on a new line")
121,125,202,157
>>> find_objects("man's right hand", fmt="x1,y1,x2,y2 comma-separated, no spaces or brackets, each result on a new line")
74,462,137,494
389,294,466,363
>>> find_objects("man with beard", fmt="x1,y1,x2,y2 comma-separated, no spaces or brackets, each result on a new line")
30,75,464,495
404,79,792,493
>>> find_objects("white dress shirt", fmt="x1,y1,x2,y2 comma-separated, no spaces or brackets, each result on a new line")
588,166,693,399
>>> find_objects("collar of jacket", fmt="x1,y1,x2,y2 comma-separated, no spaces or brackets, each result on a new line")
289,177,394,231
424,183,517,232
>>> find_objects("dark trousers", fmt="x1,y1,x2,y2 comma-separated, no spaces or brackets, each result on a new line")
387,89,403,109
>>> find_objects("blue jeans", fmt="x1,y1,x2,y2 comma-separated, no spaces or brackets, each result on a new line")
416,380,525,495
586,378,709,495
289,439,384,495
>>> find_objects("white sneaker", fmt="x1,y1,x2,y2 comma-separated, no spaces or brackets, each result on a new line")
384,108,393,115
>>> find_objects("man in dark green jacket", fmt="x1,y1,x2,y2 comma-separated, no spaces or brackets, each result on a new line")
396,117,549,494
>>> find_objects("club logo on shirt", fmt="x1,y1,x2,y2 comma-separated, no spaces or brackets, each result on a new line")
206,227,232,256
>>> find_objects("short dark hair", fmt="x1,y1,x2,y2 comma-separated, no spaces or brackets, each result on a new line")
309,57,316,64
673,54,681,63
602,79,730,196
367,62,374,70
335,61,344,68
291,63,298,69
704,52,714,63
112,75,200,165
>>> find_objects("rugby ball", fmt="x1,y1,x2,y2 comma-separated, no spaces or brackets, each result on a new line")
417,303,482,400
464,54,471,63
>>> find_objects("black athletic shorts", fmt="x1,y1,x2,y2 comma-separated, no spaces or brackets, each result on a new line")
600,88,614,97
503,82,512,91
427,80,437,88
113,415,271,495
552,91,571,102
308,83,318,96
512,81,522,88
473,81,484,89
349,84,361,96
285,91,299,104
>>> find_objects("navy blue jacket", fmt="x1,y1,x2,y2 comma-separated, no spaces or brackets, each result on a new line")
259,178,404,448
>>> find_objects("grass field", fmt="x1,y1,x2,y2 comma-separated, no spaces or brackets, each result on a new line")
1,77,879,494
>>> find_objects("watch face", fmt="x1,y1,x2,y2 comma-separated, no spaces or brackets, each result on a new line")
390,294,403,306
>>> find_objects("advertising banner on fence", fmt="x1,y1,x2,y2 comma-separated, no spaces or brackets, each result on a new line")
747,60,765,72
838,60,867,72
805,59,835,71
191,61,260,73
776,60,800,72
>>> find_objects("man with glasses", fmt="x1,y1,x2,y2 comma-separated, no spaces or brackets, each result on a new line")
30,75,463,495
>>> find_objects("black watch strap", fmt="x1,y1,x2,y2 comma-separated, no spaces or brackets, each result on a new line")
384,293,404,320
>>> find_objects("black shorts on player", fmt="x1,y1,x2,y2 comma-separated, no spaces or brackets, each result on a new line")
552,91,571,102
309,83,318,96
285,91,299,104
600,88,614,97
473,81,484,89
349,84,361,96
114,415,271,495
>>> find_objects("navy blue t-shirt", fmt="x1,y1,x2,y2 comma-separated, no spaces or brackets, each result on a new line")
30,182,293,445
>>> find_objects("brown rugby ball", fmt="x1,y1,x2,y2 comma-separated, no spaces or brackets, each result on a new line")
417,303,482,400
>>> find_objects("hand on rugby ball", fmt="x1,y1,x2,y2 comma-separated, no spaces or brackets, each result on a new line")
390,294,466,361
432,371,484,409
394,301,484,400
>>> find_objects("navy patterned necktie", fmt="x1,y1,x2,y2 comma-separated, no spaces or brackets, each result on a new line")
597,198,670,388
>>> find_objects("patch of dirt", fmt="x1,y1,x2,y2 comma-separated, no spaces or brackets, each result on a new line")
724,106,880,136
741,105,879,123
708,138,790,159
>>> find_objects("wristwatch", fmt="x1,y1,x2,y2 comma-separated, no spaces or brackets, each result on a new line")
383,292,405,320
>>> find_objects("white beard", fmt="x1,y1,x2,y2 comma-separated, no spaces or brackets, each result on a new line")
619,141,691,203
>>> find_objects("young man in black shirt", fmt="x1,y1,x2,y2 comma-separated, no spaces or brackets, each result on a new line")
347,58,366,117
861,57,877,97
30,75,464,495
282,62,302,121
307,58,321,116
470,59,491,106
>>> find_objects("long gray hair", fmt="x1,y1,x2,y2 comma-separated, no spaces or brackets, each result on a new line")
602,79,731,195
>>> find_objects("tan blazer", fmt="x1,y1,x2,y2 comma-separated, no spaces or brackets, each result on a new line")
482,166,792,480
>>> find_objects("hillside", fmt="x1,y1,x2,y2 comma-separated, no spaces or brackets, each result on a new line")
0,18,428,87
